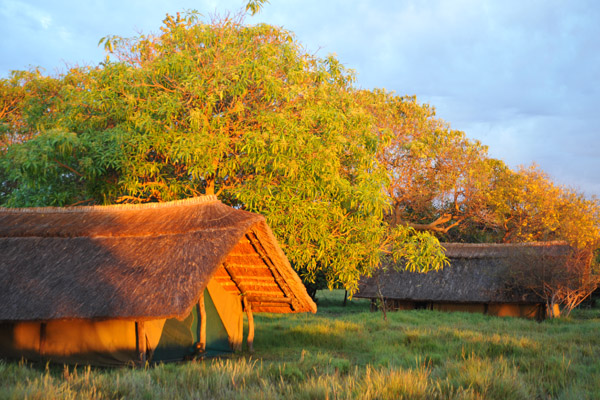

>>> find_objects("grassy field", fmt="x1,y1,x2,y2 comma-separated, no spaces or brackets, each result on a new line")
1,290,599,399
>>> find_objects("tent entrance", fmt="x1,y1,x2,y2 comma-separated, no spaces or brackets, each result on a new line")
152,289,232,362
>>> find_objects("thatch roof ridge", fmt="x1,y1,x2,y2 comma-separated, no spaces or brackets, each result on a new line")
0,196,259,239
0,195,219,214
442,241,569,259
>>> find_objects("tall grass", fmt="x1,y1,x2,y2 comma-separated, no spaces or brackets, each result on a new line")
1,290,598,399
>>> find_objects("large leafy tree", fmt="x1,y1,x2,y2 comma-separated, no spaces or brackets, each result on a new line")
0,12,446,292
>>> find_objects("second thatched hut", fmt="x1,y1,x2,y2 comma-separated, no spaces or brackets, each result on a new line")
356,242,567,320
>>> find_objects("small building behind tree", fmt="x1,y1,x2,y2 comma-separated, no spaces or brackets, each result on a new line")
356,242,569,320
0,196,316,366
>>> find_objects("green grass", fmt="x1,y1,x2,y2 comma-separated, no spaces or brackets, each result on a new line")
1,290,599,399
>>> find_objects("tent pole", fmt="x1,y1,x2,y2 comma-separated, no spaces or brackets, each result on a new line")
39,322,47,356
243,297,254,352
198,292,206,353
136,321,146,366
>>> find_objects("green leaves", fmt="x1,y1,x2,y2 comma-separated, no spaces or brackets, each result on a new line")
1,128,122,206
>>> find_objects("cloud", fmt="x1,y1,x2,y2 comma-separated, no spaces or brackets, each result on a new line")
0,0,52,30
0,0,243,75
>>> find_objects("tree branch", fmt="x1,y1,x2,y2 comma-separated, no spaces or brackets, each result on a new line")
404,213,466,233
52,158,84,178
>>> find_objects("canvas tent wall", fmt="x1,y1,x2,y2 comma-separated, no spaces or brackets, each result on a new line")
356,242,568,320
0,196,316,366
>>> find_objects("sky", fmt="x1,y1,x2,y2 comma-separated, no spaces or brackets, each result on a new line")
1,0,599,197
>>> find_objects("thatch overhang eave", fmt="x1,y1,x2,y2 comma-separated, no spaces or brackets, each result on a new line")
247,222,317,314
211,221,317,314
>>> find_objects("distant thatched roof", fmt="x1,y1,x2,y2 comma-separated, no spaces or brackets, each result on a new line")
0,196,316,322
356,242,570,304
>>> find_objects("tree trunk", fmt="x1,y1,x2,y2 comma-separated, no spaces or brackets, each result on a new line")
205,178,215,196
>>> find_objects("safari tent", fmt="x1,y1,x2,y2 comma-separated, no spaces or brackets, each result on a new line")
0,196,316,366
356,242,567,320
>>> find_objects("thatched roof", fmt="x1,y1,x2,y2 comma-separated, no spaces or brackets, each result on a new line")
356,242,570,304
0,196,316,322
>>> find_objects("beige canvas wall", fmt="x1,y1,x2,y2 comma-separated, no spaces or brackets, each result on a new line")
0,277,246,365
0,319,165,366
376,299,551,320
